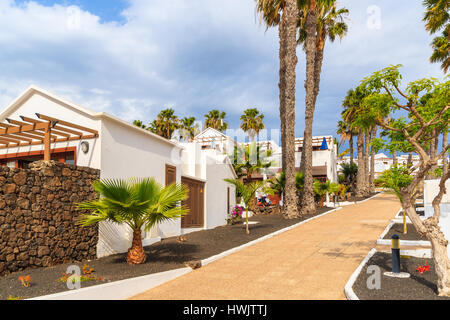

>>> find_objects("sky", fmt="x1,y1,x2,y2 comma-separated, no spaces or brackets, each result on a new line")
0,0,446,146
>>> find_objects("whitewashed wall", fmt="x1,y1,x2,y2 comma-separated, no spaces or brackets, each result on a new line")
97,118,183,257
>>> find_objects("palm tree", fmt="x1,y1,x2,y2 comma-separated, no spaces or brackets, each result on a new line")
179,117,199,142
430,28,450,73
340,162,358,187
337,120,354,164
78,178,189,265
240,108,265,141
230,142,273,183
204,110,228,132
149,108,180,139
255,0,299,219
299,0,349,215
342,87,369,197
133,120,147,130
224,179,265,234
423,0,449,73
423,0,449,34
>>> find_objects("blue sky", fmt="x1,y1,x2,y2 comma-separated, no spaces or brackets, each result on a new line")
0,0,446,148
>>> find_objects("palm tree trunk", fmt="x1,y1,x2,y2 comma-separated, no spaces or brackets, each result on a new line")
279,0,299,219
355,132,366,197
392,150,398,165
364,131,370,195
298,1,318,216
407,152,413,167
443,130,448,172
370,127,377,193
349,134,354,165
127,229,146,265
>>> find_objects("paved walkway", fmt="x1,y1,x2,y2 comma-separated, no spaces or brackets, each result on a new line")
131,193,400,300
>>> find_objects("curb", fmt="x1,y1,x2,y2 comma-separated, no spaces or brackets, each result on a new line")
28,267,192,300
376,220,431,247
344,248,377,300
344,248,434,300
27,206,345,300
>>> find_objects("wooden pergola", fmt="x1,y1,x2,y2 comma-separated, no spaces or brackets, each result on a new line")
0,113,98,160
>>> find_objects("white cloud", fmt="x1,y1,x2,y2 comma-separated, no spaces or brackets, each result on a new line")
0,0,445,139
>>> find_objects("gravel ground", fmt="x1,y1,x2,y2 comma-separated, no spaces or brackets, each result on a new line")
382,223,427,241
353,252,450,300
0,206,332,300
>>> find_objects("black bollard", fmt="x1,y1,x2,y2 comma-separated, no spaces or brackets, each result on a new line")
391,234,401,273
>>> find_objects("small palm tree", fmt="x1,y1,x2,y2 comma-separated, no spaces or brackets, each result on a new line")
240,108,265,141
230,142,273,183
204,110,228,132
340,162,358,186
78,178,189,265
313,180,338,208
224,179,264,234
377,165,413,234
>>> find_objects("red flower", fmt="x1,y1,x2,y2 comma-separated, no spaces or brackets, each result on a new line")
416,261,431,274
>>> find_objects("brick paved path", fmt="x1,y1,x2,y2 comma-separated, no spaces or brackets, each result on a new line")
131,193,400,300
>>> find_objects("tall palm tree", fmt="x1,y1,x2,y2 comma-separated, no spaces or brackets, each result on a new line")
255,0,299,219
430,27,450,73
423,0,450,73
204,110,228,132
240,108,265,142
179,117,199,142
78,178,188,265
337,120,354,164
369,125,378,193
133,120,147,130
342,87,369,197
299,0,349,215
423,0,449,34
149,108,180,139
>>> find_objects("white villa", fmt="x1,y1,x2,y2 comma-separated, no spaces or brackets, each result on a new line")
0,86,237,258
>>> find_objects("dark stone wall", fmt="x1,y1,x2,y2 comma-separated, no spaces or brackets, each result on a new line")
0,161,99,276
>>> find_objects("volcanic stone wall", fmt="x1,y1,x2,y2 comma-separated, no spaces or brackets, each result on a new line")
0,161,99,276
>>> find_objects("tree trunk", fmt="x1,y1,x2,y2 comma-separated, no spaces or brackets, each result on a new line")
127,229,146,265
279,0,299,219
407,152,413,167
364,131,370,195
370,127,377,193
401,167,450,296
392,150,398,165
443,130,448,172
349,134,354,165
355,132,366,197
298,2,318,216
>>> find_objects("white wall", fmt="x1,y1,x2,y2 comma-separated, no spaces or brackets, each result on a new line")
97,118,184,257
204,150,236,229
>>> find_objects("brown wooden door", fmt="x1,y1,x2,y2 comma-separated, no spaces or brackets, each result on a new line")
165,164,177,186
181,176,205,228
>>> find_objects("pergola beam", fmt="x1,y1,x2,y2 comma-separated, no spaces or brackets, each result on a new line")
36,114,98,135
0,115,99,161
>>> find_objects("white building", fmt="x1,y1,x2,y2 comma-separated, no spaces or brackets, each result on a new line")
0,85,236,258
